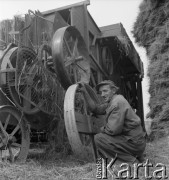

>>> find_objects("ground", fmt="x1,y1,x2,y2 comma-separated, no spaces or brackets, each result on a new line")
0,136,169,180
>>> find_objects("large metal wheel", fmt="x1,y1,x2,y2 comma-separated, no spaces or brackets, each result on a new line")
101,46,113,75
0,105,30,162
64,83,101,161
52,26,90,90
1,47,40,114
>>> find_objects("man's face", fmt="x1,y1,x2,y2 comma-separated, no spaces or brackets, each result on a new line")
99,84,116,103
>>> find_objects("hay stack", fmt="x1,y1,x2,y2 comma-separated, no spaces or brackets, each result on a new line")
132,0,169,137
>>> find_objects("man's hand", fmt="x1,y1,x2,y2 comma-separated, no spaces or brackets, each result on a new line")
77,82,87,94
100,126,105,132
77,81,85,88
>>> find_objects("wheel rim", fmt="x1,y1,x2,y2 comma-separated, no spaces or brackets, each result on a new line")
64,84,100,161
52,26,90,90
0,106,30,162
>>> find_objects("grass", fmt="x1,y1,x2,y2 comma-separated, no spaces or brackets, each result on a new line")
0,147,97,180
0,137,169,180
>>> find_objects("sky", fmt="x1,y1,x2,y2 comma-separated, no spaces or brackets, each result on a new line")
0,0,150,118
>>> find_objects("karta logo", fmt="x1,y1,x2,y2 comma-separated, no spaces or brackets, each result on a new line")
96,154,117,179
96,157,168,179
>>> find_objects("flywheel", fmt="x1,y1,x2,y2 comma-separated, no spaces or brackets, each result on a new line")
52,26,90,90
64,83,104,161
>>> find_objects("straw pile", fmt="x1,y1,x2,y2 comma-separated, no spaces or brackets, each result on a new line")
132,0,169,137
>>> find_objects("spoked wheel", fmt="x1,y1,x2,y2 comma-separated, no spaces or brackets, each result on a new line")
52,26,90,90
101,46,113,75
1,47,40,114
64,84,101,161
0,105,30,162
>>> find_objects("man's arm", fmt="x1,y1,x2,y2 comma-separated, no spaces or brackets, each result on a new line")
80,85,107,115
80,86,97,112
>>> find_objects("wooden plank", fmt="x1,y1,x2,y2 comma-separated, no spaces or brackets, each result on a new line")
89,53,109,78
71,6,85,40
24,14,30,47
136,77,146,132
42,0,90,16
88,12,101,36
83,4,89,51
53,12,68,33
96,42,103,82
90,70,97,87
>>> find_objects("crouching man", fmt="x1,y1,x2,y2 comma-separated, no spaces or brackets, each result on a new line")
81,80,146,163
